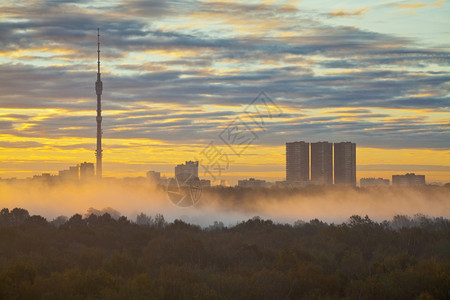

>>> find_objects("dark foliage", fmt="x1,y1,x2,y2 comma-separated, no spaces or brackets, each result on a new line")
0,208,448,299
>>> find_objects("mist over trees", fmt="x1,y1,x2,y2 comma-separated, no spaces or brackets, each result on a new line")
0,208,448,299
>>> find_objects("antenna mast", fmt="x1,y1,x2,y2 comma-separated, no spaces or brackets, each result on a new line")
95,28,103,179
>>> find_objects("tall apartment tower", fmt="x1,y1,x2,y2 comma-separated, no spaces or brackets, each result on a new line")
334,142,356,186
311,142,333,184
286,141,309,183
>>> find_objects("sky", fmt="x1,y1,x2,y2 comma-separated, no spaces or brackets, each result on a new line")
0,0,449,185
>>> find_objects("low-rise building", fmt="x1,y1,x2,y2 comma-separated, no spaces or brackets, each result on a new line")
392,173,425,186
237,178,268,188
59,165,79,182
80,162,95,183
360,178,390,188
146,171,161,183
200,179,211,188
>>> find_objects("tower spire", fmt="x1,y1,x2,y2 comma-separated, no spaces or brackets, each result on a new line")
97,28,100,74
95,28,103,179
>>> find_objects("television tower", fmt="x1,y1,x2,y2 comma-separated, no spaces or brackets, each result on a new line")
95,28,103,179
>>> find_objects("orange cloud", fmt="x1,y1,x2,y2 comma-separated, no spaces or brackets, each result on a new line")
329,8,369,17
396,0,444,13
397,0,444,8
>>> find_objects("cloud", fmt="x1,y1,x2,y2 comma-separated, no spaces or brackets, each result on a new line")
328,8,369,17
396,0,444,10
358,164,450,171
0,121,13,130
0,141,43,148
114,0,198,18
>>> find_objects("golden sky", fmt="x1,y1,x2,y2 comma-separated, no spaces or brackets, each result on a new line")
0,0,449,184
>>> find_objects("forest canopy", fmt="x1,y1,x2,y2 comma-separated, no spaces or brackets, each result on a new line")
0,208,448,299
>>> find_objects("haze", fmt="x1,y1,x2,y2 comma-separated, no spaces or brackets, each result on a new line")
1,181,448,226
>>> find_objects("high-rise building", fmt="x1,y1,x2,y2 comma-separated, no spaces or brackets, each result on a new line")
175,161,199,183
80,162,95,182
334,142,356,186
286,141,309,183
311,142,333,184
392,173,425,186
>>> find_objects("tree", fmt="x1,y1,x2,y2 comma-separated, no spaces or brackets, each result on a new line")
25,215,48,226
154,213,166,228
9,208,30,226
50,215,68,227
64,213,85,228
0,208,10,226
136,213,153,226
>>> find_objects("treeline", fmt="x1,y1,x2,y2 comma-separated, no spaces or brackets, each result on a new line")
0,208,449,299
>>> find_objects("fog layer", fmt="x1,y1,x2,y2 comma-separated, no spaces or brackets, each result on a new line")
1,182,448,226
